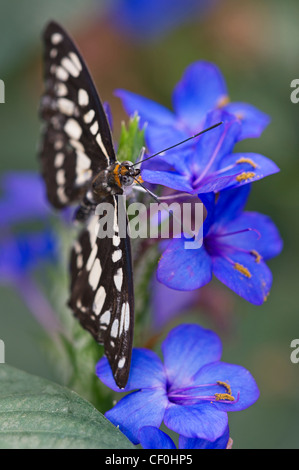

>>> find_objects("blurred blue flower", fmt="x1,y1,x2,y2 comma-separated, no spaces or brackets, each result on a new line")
116,61,271,156
96,323,259,444
138,424,230,449
151,275,200,330
107,0,219,41
157,185,283,304
0,230,57,283
0,171,61,333
0,171,52,227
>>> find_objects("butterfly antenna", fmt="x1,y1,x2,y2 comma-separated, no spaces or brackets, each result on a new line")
132,121,222,167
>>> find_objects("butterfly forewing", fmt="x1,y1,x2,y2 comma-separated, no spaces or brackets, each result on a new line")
39,21,134,388
39,21,116,208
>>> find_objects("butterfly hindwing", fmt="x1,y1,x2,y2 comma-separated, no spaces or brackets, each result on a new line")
39,21,116,208
69,196,134,388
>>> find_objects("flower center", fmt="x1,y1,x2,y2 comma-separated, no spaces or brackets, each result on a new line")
167,380,239,406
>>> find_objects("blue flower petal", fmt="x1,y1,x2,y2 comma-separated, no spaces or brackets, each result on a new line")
142,169,193,192
139,426,176,449
211,185,251,230
194,362,260,412
116,89,176,129
189,110,241,175
96,348,166,392
145,123,189,161
105,389,168,445
151,276,200,329
161,324,222,389
157,238,213,290
224,102,271,140
172,61,228,133
179,425,230,449
221,211,283,260
212,251,273,305
194,172,244,194
217,152,280,190
164,402,228,441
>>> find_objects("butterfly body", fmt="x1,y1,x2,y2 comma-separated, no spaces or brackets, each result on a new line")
39,21,136,388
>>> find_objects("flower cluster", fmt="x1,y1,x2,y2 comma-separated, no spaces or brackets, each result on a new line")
117,61,282,304
97,60,282,448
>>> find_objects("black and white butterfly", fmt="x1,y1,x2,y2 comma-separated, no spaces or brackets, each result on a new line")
39,21,140,388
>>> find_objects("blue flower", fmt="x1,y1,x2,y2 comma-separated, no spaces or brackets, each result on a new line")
96,323,259,444
157,185,283,305
141,109,279,195
116,61,270,151
107,0,219,41
138,425,230,449
116,62,276,195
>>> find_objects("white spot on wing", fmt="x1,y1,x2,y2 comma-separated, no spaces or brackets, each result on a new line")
118,357,126,369
54,153,64,168
113,268,123,292
51,33,63,45
113,235,121,247
88,258,102,290
84,109,95,124
94,286,106,316
90,121,99,135
61,57,80,77
86,244,98,271
64,119,82,140
56,169,65,185
57,98,75,116
56,66,68,81
111,319,119,338
96,133,109,159
50,48,58,58
100,310,111,325
56,83,68,97
69,52,82,72
78,89,89,107
57,187,68,204
112,250,122,263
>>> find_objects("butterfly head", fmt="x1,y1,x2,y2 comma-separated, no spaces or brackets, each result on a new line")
115,161,140,187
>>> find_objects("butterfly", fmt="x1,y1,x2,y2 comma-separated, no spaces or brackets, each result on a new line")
39,21,141,388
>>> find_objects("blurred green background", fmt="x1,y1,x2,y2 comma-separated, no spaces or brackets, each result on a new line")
0,0,298,449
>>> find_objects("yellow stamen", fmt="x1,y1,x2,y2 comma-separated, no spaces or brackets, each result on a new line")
217,95,230,108
215,393,235,402
236,172,256,182
250,250,262,263
236,157,258,169
217,380,232,395
234,263,252,278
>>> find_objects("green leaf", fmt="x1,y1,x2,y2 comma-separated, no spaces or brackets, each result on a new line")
117,114,146,163
0,365,135,449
